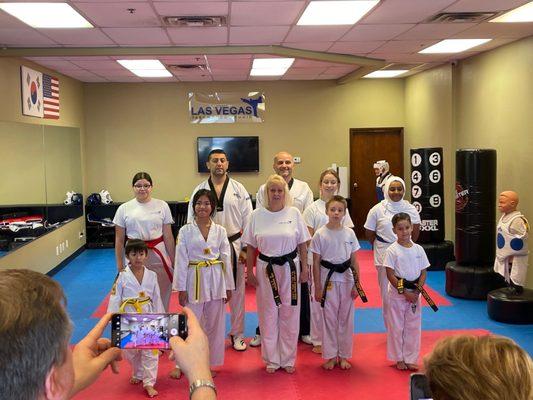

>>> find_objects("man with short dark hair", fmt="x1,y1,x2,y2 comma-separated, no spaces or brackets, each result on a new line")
0,269,121,400
187,148,253,351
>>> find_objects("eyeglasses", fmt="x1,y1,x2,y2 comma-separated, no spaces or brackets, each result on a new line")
134,184,151,189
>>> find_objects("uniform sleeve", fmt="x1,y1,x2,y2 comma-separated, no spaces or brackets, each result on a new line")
187,186,199,224
364,205,378,231
255,185,265,210
509,217,528,236
173,228,190,291
302,205,315,229
162,201,174,225
219,228,235,291
107,274,124,313
113,204,126,227
349,229,361,253
295,211,312,244
418,245,430,271
344,208,355,228
383,247,397,270
239,184,254,233
408,203,421,224
302,184,314,211
151,273,166,313
309,231,322,255
242,212,257,248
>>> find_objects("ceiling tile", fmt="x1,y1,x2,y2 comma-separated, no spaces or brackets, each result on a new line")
207,54,253,60
229,26,289,44
69,59,125,70
374,39,440,53
283,74,320,80
212,75,250,81
230,1,305,26
444,0,529,12
64,56,114,61
291,59,337,67
452,22,533,39
91,69,138,77
61,70,108,82
363,0,457,24
207,57,251,68
37,28,115,46
285,25,352,42
285,66,328,74
31,59,83,70
160,55,207,64
369,52,450,63
342,24,415,41
329,40,385,54
105,76,145,82
0,28,58,46
142,76,178,82
282,41,333,51
209,67,250,75
316,73,345,79
393,23,477,40
324,65,359,74
178,75,213,81
102,27,171,45
74,2,160,27
167,27,228,45
0,10,29,28
249,75,282,81
153,2,228,16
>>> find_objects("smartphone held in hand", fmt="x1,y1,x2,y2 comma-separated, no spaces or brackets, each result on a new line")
111,313,187,349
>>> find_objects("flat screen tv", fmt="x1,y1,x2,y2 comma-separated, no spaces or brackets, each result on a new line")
197,136,259,173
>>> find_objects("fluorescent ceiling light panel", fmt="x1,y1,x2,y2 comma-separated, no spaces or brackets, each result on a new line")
364,70,408,78
117,60,172,78
297,0,380,25
419,39,491,54
491,1,533,22
0,3,92,28
250,58,294,76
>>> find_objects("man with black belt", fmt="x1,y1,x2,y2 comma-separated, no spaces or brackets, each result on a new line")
253,151,314,347
187,148,253,351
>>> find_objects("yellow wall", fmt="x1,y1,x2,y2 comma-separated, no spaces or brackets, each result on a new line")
84,79,405,200
0,57,86,273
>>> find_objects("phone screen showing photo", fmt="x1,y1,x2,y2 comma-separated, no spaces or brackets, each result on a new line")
111,313,187,350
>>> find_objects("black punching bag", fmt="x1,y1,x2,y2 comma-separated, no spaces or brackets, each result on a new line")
455,149,496,265
446,149,504,299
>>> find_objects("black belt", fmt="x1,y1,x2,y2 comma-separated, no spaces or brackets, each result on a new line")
228,232,242,287
320,260,368,307
375,234,392,244
258,249,298,307
396,276,438,312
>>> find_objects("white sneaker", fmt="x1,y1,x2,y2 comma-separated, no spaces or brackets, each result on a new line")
250,334,261,347
231,335,247,351
300,335,313,345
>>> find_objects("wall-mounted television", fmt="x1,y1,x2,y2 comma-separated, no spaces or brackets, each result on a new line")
197,136,259,173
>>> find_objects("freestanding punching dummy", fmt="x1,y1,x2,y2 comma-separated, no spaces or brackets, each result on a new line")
487,191,533,324
445,149,505,299
410,147,454,270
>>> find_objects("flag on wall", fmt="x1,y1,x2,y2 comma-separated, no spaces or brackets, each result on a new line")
21,66,44,118
43,74,60,119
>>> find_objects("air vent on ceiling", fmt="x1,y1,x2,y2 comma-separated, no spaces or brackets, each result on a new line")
162,16,227,27
427,12,498,23
167,64,208,70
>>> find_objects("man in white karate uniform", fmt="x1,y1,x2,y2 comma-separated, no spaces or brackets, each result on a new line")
187,149,253,351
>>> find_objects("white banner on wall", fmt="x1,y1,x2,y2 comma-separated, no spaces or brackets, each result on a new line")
188,92,265,124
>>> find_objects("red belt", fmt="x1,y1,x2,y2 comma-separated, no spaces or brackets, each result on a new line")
128,236,173,282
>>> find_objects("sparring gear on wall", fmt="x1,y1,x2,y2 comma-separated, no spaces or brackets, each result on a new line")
99,189,113,204
87,193,102,205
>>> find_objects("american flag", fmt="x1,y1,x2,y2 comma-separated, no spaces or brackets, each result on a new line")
43,74,59,119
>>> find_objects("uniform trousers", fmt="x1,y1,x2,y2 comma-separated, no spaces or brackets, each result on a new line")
321,281,354,360
124,349,158,387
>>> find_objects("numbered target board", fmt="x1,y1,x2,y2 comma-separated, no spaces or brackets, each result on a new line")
410,147,445,243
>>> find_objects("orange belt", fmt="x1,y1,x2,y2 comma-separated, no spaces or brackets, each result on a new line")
128,236,173,282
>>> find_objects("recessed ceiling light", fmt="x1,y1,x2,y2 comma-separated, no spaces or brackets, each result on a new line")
117,60,172,78
364,70,408,78
250,58,294,76
491,1,533,23
419,39,491,54
297,0,380,25
0,3,92,28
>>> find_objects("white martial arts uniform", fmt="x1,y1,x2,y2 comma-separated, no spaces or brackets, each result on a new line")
383,242,429,365
494,211,529,287
173,222,234,367
187,177,253,337
114,198,174,309
256,178,313,213
303,199,355,347
364,177,420,328
310,226,360,360
242,206,311,369
107,266,165,387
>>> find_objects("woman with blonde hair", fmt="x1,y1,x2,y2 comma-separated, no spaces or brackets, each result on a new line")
243,174,310,373
425,334,533,400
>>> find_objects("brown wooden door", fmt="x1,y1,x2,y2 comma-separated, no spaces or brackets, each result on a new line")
350,128,404,239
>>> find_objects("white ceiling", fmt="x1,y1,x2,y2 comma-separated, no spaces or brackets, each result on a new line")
0,0,531,82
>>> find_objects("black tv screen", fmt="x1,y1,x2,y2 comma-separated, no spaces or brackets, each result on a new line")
197,136,259,173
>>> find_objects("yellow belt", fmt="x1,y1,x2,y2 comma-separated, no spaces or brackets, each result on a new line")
188,259,225,302
119,296,152,313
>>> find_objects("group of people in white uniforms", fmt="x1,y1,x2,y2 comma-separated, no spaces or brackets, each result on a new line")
131,324,163,347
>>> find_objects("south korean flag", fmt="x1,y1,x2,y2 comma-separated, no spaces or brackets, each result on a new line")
21,66,44,118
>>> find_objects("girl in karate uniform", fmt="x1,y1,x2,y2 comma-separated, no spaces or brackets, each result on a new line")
108,239,165,398
364,177,420,329
114,172,175,311
173,189,234,374
310,196,361,370
243,174,310,373
303,168,355,354
384,213,429,371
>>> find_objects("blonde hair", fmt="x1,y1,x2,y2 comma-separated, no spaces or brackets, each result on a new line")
424,334,533,400
263,174,292,210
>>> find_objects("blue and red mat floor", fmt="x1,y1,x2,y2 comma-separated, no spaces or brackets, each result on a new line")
53,247,532,399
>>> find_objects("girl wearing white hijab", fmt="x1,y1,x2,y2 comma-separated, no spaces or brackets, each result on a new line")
364,177,420,328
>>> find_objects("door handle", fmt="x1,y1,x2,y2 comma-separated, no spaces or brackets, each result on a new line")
353,182,358,189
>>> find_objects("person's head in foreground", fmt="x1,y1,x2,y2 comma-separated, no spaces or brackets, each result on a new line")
424,334,533,400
